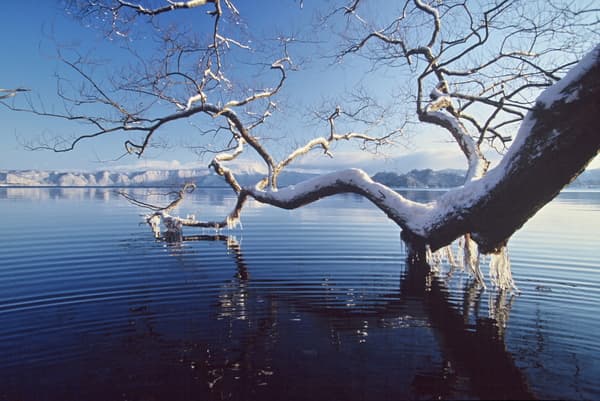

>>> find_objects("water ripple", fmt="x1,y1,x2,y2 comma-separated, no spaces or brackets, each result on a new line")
0,188,598,400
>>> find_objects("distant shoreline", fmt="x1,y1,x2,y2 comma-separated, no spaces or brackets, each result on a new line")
2,167,599,189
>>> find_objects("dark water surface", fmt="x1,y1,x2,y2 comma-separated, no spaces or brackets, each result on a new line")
0,187,598,400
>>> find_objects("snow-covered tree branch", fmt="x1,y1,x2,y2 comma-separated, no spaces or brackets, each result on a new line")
2,0,599,290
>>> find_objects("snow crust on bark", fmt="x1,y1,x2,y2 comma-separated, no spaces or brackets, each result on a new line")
535,45,600,108
245,168,433,232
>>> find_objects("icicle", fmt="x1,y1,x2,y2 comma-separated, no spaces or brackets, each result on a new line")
426,244,459,273
444,245,457,268
425,246,433,265
489,246,519,292
463,235,486,288
488,289,515,338
425,245,441,271
454,236,465,270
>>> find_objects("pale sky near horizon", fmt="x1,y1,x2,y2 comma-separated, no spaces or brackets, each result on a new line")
1,1,598,173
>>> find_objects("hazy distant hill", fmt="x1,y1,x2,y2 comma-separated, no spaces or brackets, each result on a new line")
571,168,600,187
371,169,466,188
372,168,600,188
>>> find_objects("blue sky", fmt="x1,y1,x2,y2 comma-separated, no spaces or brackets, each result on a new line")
1,1,597,173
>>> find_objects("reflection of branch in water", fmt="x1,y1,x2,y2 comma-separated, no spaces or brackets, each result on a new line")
189,235,278,393
488,289,516,339
461,280,484,326
141,232,278,394
169,234,249,281
160,233,253,324
132,219,531,399
190,235,246,270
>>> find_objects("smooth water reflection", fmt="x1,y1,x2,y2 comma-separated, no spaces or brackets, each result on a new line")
0,188,598,400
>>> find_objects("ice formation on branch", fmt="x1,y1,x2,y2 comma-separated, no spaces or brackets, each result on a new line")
489,247,518,293
462,235,486,287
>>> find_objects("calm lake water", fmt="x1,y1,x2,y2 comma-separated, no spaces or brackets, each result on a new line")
0,187,598,400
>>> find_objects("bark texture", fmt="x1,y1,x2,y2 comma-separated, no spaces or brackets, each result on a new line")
421,52,600,252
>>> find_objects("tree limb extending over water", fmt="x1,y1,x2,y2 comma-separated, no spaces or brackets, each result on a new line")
3,0,599,290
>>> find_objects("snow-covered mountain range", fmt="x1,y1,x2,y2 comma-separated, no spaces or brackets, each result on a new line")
1,168,597,188
0,169,316,187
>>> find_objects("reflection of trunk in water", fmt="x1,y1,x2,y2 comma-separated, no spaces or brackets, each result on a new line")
404,257,533,399
160,234,533,399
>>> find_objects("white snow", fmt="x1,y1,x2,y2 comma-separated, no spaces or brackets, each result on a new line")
248,168,433,231
536,44,599,108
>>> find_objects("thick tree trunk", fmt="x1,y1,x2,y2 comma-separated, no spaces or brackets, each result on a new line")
422,49,600,252
401,259,535,399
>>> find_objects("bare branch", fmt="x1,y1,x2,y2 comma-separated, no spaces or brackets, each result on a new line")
119,183,196,212
0,88,29,100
